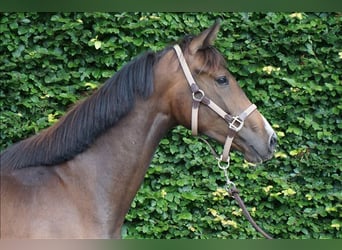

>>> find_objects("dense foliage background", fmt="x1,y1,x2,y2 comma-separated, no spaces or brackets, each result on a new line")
0,12,341,239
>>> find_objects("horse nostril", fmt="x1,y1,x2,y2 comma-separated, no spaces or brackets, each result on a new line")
269,133,277,149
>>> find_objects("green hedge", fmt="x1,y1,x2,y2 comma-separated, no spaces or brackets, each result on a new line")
0,13,341,239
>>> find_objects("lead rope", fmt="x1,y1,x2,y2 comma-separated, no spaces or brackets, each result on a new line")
198,137,273,239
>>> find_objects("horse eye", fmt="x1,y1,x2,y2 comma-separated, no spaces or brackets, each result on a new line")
215,76,229,86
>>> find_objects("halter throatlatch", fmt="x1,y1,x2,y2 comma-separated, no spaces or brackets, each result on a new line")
173,44,257,163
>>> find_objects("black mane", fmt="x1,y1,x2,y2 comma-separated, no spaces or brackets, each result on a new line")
1,51,157,170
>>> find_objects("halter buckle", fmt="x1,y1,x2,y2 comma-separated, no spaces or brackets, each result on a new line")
229,116,244,132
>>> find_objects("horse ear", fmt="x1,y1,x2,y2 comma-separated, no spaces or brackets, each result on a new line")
189,19,221,54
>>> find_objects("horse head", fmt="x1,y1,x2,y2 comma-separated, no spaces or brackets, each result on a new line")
158,20,277,164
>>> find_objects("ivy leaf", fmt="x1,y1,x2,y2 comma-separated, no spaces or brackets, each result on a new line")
94,40,102,50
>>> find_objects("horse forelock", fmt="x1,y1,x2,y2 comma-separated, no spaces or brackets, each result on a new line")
0,51,157,171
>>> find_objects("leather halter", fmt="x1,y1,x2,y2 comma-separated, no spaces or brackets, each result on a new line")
173,45,257,163
173,45,274,239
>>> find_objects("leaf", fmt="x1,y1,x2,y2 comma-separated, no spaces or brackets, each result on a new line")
12,45,25,58
330,219,341,229
287,216,296,226
176,212,193,221
94,40,102,50
282,188,296,196
181,192,198,201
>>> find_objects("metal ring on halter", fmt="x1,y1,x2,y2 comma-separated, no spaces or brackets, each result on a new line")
217,157,230,170
192,89,205,102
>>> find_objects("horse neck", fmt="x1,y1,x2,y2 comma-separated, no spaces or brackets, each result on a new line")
56,97,174,234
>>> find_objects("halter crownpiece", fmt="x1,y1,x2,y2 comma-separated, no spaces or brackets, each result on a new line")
173,44,257,163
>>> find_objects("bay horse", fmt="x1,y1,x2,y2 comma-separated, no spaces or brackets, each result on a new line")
0,20,277,238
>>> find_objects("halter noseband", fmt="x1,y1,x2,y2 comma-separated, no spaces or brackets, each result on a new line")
173,45,257,163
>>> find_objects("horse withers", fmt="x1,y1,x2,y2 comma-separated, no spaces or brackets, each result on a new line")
0,20,276,238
